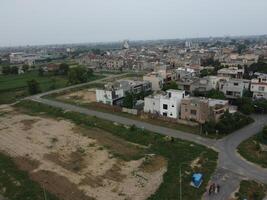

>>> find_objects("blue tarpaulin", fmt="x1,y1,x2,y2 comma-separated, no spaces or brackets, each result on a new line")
192,173,203,188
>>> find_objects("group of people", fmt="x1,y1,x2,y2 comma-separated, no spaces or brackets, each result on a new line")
208,183,220,195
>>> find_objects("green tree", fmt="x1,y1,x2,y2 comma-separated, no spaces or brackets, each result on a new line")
68,66,91,85
163,81,178,91
262,126,267,141
22,64,29,72
10,66,18,74
27,79,41,95
2,66,11,75
58,63,69,75
122,92,136,109
236,97,254,115
206,89,226,100
38,67,44,76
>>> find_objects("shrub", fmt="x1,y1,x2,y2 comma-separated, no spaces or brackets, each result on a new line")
203,112,254,135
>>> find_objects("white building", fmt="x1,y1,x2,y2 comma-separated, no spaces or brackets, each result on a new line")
219,79,247,99
96,88,124,105
9,52,38,66
96,80,151,106
251,73,267,99
144,90,187,119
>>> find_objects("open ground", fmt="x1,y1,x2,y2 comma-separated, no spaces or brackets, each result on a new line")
0,105,168,200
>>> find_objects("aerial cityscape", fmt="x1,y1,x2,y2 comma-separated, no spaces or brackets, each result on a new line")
1,1,267,200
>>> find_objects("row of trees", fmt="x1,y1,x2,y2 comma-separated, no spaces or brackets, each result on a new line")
2,65,30,75
27,66,94,95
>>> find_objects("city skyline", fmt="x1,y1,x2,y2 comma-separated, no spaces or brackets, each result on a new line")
1,0,267,47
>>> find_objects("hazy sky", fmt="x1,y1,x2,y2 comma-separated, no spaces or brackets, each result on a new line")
1,0,267,46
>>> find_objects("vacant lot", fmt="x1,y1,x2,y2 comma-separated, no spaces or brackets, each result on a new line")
0,105,167,200
58,88,97,104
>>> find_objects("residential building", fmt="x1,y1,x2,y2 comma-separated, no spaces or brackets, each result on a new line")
251,73,267,99
144,90,187,119
180,97,229,124
176,67,196,80
96,80,151,105
218,79,247,99
9,52,38,66
191,76,222,93
217,67,244,79
143,72,164,91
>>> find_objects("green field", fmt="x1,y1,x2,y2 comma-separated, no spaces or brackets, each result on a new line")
238,134,267,168
235,180,267,200
15,100,218,200
0,71,104,104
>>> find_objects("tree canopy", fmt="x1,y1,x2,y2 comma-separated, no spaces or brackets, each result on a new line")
68,66,93,85
27,79,41,95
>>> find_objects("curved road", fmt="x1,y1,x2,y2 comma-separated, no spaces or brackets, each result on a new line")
25,76,267,199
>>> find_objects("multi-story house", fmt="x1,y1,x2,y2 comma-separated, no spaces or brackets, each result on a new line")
180,97,229,124
96,80,152,106
250,73,267,99
217,67,244,79
144,90,187,119
143,72,164,91
218,79,247,99
191,76,222,93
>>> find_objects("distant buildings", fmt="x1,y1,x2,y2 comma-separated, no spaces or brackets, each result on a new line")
9,52,39,66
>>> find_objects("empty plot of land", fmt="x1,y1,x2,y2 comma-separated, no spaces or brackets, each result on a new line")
0,105,167,200
58,88,97,104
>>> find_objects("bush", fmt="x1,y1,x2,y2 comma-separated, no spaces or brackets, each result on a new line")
203,112,254,135
262,126,267,142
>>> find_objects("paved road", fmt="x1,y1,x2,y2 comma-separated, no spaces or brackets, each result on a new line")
25,79,267,200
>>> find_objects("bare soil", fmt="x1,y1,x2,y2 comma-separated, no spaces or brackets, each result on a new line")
0,105,167,200
58,88,96,104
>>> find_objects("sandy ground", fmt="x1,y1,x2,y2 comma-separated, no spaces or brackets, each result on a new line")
58,88,96,104
0,105,167,200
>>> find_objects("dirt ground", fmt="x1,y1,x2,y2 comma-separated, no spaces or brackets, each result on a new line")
0,105,167,200
58,88,97,104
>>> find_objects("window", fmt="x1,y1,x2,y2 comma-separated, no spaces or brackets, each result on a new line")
234,82,239,86
172,105,174,107
163,104,168,110
190,110,197,115
259,86,265,92
163,112,167,116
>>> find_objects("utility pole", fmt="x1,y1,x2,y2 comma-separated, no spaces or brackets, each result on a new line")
43,185,47,200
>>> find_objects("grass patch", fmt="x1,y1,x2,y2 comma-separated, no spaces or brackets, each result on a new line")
238,134,267,168
0,153,58,200
0,71,104,104
235,180,267,200
15,100,218,200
